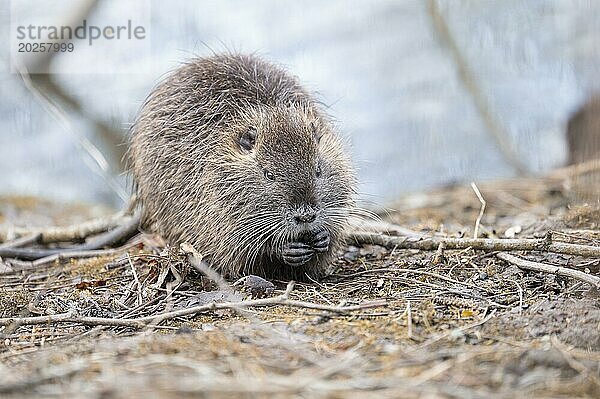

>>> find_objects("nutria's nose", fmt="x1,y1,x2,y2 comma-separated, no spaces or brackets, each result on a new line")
294,208,317,224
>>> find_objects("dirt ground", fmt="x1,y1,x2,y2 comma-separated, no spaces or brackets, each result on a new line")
0,173,599,398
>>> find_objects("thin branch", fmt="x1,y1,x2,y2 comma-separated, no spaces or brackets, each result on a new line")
180,243,235,294
1,239,142,275
496,252,600,289
0,282,386,329
470,182,486,239
0,213,130,244
0,213,140,261
349,232,600,258
432,242,446,264
426,0,529,175
508,278,523,314
0,233,41,249
16,63,128,202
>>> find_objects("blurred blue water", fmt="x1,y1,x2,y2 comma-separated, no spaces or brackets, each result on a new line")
1,0,599,208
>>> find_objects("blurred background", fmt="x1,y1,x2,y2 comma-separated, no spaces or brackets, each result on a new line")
1,0,599,210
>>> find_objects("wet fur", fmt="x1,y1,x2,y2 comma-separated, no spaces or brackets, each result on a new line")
129,54,355,280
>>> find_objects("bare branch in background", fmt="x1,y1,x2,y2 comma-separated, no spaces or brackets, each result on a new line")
30,74,127,171
17,69,128,202
426,0,530,176
15,0,127,189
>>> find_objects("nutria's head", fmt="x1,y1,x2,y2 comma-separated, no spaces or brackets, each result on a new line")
205,103,355,278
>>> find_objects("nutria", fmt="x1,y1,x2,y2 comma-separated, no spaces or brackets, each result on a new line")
565,95,600,202
567,95,600,165
128,53,356,280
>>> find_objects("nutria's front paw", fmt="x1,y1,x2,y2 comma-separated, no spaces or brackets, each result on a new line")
282,242,314,267
312,229,330,253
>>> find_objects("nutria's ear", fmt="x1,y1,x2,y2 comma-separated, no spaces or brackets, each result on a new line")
239,126,257,152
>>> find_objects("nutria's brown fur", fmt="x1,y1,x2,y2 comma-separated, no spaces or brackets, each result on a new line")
567,95,600,165
129,54,356,280
566,95,600,202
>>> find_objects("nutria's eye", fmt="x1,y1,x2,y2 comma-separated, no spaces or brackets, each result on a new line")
264,169,275,181
316,164,322,178
240,127,257,151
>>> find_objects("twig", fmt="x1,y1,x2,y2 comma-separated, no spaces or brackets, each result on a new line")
496,252,600,289
432,242,445,264
350,232,600,258
178,242,255,322
127,254,143,307
0,233,41,249
0,213,140,261
0,213,129,244
470,182,486,239
17,61,128,202
0,282,386,329
0,239,141,275
509,278,523,314
180,243,234,294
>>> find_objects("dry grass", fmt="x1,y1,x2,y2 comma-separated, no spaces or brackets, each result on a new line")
0,176,599,398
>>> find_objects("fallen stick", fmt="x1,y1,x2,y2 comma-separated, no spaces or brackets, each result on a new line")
350,232,600,258
0,240,143,275
0,213,129,244
0,281,386,329
0,213,140,261
348,219,427,238
496,252,600,289
0,233,41,249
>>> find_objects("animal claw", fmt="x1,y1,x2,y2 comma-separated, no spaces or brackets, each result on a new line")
282,241,314,267
312,229,330,253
